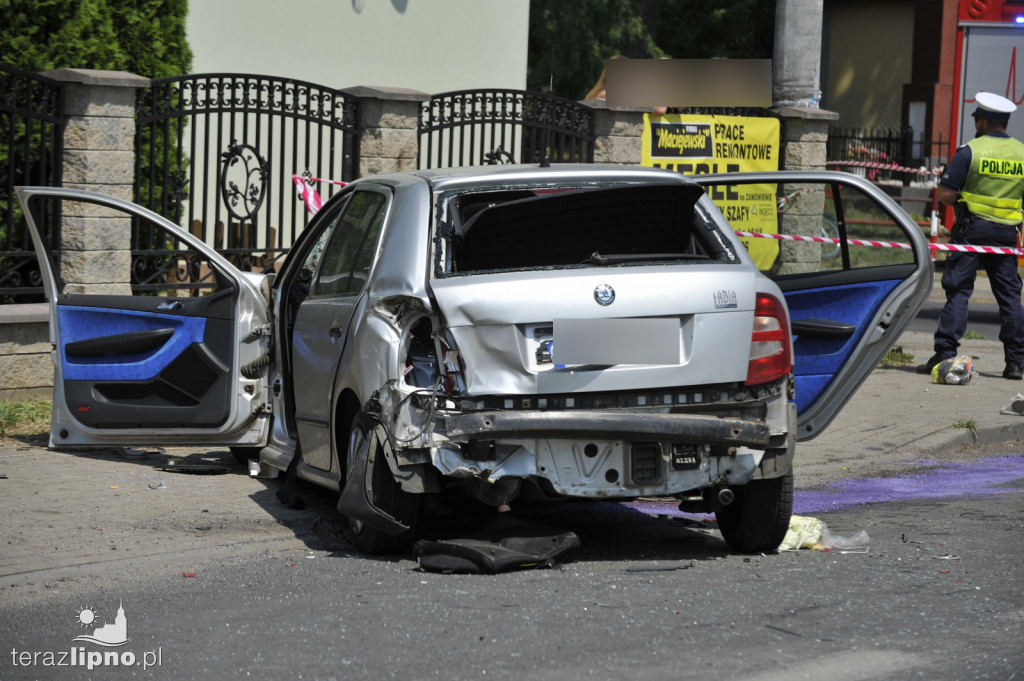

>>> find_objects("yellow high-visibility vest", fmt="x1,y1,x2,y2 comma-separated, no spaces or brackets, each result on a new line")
959,134,1024,226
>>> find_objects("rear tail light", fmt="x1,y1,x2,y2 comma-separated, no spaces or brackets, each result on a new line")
745,293,792,386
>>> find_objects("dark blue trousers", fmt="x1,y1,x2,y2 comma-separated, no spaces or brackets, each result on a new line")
934,217,1024,364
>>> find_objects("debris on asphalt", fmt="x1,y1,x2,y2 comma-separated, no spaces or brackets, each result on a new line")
182,572,197,578
147,480,167,490
999,393,1024,415
248,459,279,478
931,356,974,385
158,461,229,475
624,563,694,572
414,516,581,574
312,515,349,550
780,515,870,552
780,515,823,550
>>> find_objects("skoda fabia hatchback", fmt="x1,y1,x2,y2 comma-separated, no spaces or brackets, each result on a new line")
19,164,932,554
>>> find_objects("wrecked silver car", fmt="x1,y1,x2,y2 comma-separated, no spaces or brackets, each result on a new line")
18,165,932,554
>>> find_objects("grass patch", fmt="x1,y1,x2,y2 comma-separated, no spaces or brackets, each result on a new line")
963,330,985,340
880,345,915,367
952,418,978,444
0,398,52,439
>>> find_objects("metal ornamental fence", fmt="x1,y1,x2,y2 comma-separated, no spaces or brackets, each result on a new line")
134,73,360,292
419,89,596,169
0,65,65,303
827,126,951,183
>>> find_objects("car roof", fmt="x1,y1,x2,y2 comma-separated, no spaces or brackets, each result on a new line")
351,163,699,193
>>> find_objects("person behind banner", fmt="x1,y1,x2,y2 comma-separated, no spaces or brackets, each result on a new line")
585,55,626,101
918,92,1024,380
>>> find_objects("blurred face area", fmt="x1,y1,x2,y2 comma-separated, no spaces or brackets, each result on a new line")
973,114,989,138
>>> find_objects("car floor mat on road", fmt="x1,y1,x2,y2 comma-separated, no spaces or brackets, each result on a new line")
413,515,582,574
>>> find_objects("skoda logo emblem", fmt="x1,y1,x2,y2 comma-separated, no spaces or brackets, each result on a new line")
594,284,615,306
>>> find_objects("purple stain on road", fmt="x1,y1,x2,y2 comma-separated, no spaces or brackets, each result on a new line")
794,455,1024,515
620,455,1024,519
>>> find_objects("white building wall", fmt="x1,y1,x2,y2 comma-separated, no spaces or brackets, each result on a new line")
186,0,530,93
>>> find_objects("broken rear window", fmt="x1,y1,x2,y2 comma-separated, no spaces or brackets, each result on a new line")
436,184,735,276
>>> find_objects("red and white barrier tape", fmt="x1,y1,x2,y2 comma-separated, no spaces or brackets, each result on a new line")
293,174,347,215
826,160,943,177
735,230,1023,256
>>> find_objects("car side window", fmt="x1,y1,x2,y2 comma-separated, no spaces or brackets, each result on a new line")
312,190,388,297
299,199,349,280
703,180,917,275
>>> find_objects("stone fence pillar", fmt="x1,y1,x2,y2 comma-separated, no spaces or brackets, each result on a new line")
41,69,150,295
587,100,646,165
342,86,430,176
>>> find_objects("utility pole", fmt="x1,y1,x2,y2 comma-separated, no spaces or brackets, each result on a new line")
773,0,824,108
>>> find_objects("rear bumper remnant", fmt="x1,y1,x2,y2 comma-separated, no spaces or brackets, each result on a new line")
445,411,770,448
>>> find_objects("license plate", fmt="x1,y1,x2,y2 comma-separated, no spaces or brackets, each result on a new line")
553,317,681,366
671,444,704,470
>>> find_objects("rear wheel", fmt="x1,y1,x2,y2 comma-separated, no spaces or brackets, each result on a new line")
341,412,420,555
715,471,793,553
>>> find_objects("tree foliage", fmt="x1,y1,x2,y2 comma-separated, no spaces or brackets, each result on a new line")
0,0,192,77
0,1,193,301
528,0,775,100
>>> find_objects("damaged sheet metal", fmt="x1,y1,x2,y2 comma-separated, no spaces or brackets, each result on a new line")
337,423,413,536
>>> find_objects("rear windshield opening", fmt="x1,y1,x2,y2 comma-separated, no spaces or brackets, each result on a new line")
440,184,732,275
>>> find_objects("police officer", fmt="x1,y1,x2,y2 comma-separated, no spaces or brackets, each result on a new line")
918,92,1024,380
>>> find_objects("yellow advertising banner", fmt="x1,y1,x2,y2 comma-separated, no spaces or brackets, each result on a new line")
641,114,780,269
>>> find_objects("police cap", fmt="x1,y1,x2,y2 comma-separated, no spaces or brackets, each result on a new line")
972,92,1017,120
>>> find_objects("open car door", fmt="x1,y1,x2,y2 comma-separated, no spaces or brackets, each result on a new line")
695,170,933,440
17,186,273,449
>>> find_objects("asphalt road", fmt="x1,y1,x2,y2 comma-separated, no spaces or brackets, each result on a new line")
1,445,1022,681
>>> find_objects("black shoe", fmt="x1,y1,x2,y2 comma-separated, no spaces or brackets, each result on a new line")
1003,363,1023,380
916,354,948,375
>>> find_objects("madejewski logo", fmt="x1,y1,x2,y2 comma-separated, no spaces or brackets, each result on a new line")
10,601,162,671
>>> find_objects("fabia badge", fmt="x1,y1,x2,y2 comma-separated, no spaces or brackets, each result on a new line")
714,289,738,309
594,284,615,306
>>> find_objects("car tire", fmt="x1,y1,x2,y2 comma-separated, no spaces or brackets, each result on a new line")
341,411,420,555
715,471,793,553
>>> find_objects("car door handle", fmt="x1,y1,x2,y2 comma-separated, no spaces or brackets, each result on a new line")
329,327,343,338
66,328,176,357
791,318,856,339
157,301,184,312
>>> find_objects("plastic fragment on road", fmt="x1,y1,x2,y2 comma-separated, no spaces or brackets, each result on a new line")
931,356,974,385
999,392,1024,415
780,515,824,550
158,461,229,475
147,480,167,490
248,459,279,478
414,516,581,574
780,515,870,552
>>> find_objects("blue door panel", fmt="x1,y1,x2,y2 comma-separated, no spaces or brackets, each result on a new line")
58,306,206,381
787,279,900,413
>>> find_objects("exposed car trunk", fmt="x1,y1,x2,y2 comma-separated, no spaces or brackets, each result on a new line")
429,181,758,396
